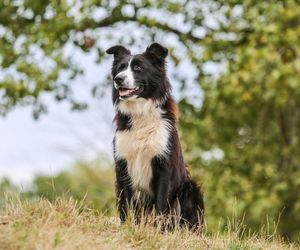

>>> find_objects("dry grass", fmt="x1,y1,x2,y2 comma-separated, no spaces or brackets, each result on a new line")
0,197,298,250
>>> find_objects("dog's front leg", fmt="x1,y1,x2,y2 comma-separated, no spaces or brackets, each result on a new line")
115,159,132,222
151,156,170,214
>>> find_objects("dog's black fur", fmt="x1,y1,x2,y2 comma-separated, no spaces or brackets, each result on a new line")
107,43,204,229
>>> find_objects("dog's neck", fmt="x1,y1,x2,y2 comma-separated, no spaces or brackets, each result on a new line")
116,93,171,115
117,98,158,116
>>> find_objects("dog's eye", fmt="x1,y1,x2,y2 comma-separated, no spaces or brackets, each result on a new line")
133,65,142,71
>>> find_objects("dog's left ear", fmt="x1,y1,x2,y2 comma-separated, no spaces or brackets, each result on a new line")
106,45,131,59
145,43,168,60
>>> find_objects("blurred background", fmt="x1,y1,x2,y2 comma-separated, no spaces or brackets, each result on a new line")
0,0,300,242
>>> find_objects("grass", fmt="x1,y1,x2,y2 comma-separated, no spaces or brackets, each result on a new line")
0,197,298,250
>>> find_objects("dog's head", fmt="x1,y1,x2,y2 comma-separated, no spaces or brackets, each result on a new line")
106,43,169,104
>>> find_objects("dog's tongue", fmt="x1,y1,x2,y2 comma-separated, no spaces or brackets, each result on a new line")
119,88,132,97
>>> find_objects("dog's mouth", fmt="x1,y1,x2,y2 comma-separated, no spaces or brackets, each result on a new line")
118,86,143,98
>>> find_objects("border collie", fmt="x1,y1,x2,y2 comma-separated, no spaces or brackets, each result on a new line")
106,43,204,229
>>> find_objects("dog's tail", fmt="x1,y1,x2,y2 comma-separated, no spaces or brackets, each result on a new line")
177,180,204,229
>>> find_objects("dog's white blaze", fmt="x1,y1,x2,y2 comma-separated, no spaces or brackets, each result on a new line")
114,58,135,89
115,99,171,196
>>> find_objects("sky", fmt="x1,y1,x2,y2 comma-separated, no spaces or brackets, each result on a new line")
0,94,115,184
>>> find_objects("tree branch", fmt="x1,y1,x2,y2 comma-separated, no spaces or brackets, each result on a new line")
77,14,203,43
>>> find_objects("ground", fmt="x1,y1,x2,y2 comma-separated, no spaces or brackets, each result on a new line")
0,197,298,250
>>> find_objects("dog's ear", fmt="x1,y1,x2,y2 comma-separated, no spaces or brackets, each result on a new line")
106,45,131,59
145,43,168,60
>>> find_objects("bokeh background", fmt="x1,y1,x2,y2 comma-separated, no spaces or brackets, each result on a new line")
1,0,300,242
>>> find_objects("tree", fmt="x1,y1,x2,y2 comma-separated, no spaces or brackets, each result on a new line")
178,0,300,241
1,0,300,241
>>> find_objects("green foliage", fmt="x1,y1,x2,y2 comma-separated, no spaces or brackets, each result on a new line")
0,178,18,199
31,160,116,213
0,0,78,116
0,160,116,213
178,0,300,242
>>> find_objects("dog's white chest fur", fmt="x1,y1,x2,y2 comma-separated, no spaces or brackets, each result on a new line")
115,99,170,196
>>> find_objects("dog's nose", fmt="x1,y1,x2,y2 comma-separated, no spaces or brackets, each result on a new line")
114,75,125,86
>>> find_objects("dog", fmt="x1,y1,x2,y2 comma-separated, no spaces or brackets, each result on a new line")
106,43,204,229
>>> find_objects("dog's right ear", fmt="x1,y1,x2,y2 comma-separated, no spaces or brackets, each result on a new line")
145,43,168,60
106,45,131,59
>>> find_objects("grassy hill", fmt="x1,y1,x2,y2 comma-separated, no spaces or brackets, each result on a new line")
0,197,298,250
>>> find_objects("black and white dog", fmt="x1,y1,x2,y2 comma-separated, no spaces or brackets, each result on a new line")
106,43,204,228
